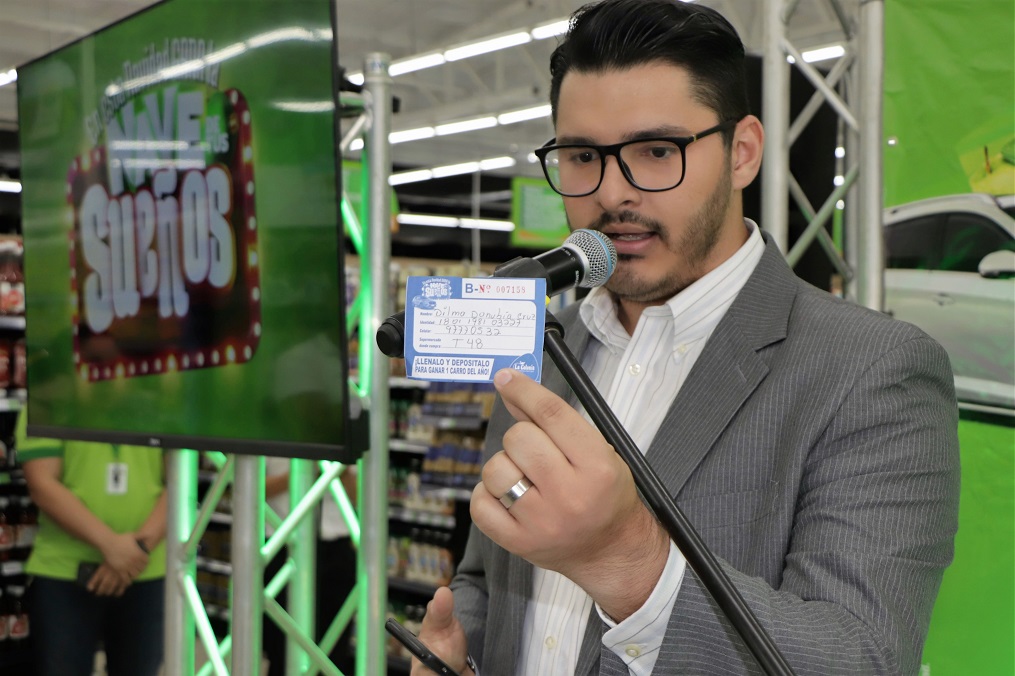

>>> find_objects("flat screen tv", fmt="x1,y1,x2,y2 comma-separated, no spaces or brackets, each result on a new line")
16,0,360,461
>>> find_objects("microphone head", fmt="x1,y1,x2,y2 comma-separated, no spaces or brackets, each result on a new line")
564,229,618,288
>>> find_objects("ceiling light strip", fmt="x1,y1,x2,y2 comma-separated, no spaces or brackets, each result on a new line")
346,16,570,84
444,31,531,62
530,20,569,40
0,179,22,193
497,104,552,125
346,105,550,153
389,52,446,76
396,214,458,227
397,214,515,231
388,156,516,186
435,117,498,136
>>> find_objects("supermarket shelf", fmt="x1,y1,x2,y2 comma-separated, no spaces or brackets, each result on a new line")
388,438,430,454
388,576,438,597
209,512,233,525
390,377,429,390
0,560,25,576
0,316,25,331
196,556,233,575
421,484,475,501
420,415,484,431
0,390,26,412
205,603,231,619
389,506,455,529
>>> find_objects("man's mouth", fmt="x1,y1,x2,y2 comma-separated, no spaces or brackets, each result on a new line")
606,232,655,242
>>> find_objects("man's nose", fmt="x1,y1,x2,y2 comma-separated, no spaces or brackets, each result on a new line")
595,155,640,211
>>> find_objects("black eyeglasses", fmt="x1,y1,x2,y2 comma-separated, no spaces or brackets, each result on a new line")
533,120,738,197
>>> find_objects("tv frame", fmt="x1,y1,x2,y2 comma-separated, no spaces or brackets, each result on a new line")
16,0,361,461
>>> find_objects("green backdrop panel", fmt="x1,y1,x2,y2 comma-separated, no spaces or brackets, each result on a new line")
922,416,1014,675
883,0,1015,207
510,176,571,249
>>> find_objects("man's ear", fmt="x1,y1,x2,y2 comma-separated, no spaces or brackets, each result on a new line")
730,115,764,190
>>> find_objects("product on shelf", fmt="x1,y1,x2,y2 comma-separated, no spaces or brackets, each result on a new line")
11,340,25,392
5,585,28,648
0,238,24,318
0,412,18,470
386,522,456,588
0,343,8,394
0,587,8,653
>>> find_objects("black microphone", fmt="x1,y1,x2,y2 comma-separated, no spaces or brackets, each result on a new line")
375,229,617,358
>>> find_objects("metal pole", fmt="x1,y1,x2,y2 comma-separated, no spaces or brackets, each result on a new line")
165,449,197,676
287,459,317,675
842,70,861,303
762,0,790,250
359,51,392,676
231,455,265,675
856,0,885,310
471,170,482,272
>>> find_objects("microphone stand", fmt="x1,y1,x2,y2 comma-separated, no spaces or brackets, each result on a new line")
542,310,795,676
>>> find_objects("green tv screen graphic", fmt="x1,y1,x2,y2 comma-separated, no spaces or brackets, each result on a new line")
17,0,356,459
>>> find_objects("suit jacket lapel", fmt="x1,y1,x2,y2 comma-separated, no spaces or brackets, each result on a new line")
646,237,797,497
575,607,605,676
488,550,533,671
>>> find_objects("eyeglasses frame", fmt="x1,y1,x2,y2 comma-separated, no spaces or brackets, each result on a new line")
533,119,739,197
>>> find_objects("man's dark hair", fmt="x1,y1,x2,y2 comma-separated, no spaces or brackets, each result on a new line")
549,0,750,145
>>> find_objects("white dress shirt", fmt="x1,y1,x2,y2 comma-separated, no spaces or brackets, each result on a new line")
516,220,765,675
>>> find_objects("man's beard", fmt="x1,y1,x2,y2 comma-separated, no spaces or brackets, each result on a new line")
584,168,733,303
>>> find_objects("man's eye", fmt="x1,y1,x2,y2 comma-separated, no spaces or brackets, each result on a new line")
646,145,677,159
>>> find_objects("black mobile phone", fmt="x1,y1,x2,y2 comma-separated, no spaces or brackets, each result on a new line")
384,618,461,676
76,562,99,587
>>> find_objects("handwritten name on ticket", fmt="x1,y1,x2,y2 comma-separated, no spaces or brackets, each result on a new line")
403,276,546,383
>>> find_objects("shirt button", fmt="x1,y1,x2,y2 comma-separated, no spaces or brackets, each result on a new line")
628,363,641,375
544,636,557,649
625,645,641,658
676,344,688,355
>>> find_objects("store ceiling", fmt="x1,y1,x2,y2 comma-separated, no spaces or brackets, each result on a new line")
0,0,857,193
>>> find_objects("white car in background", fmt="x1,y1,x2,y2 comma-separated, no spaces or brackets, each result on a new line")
883,193,1015,412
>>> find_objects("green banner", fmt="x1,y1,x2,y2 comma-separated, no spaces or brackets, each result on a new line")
885,6,1015,672
17,0,352,458
922,416,1014,675
510,176,571,249
883,0,1015,206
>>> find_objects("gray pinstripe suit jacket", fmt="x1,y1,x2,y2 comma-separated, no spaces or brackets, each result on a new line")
449,235,960,675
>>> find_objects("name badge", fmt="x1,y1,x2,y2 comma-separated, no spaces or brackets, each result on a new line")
107,463,128,495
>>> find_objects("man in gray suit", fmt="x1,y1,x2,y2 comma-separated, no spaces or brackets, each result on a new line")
414,1,960,674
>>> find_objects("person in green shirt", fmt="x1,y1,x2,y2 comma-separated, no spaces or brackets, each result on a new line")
18,408,167,676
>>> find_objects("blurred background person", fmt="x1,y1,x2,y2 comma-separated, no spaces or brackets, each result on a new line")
18,406,167,676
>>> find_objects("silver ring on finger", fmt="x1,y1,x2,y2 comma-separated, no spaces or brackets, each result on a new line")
498,477,533,509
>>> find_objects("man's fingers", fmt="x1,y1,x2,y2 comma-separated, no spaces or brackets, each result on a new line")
493,369,609,465
493,369,574,425
422,586,456,634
